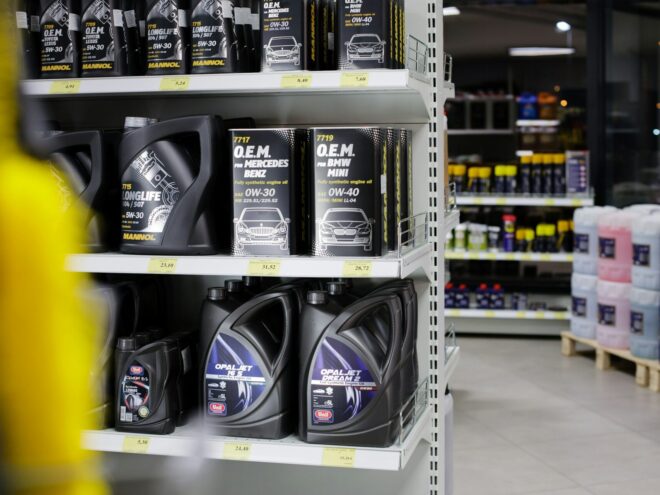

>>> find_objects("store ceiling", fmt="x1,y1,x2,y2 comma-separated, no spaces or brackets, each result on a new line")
445,2,588,59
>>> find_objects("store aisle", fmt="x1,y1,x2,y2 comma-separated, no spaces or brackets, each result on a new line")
453,337,660,495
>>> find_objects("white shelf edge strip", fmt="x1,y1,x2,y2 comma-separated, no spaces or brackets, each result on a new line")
82,407,431,471
456,196,594,207
446,309,570,320
516,119,560,127
22,70,432,96
66,245,433,279
446,252,573,262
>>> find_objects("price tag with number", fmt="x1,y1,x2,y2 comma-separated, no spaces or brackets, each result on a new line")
147,258,177,274
322,447,356,468
160,76,190,91
340,72,370,87
122,436,150,454
342,261,373,278
248,259,281,277
49,79,81,94
281,73,312,89
223,442,251,461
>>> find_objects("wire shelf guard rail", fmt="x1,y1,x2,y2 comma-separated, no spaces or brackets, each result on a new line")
397,212,430,257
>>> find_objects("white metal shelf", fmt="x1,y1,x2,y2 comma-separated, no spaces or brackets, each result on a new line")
446,309,570,320
21,70,443,126
444,346,460,388
83,407,431,471
456,196,594,207
66,245,433,280
516,119,560,127
446,251,573,262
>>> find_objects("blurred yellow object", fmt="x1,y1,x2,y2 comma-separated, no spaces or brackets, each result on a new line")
0,8,108,495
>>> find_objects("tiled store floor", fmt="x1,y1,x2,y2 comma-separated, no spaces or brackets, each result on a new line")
452,337,660,495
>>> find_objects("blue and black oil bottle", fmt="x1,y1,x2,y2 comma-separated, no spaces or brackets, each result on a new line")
300,291,403,447
201,289,297,439
145,0,190,75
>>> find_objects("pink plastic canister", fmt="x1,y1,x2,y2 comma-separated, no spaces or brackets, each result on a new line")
596,280,631,349
597,210,646,283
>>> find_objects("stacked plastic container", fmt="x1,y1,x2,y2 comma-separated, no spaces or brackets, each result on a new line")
630,213,660,359
571,207,614,339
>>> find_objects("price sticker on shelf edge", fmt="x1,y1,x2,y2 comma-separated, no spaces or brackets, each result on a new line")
223,442,251,461
340,72,370,87
160,76,190,91
322,447,356,468
248,259,281,277
147,258,177,274
49,79,81,94
495,198,507,206
342,260,373,278
122,436,150,454
484,310,496,318
281,73,312,89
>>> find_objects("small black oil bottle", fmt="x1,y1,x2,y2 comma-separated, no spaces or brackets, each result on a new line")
191,0,239,73
81,0,129,77
115,336,180,435
119,115,220,255
201,290,296,439
38,0,81,78
145,0,190,75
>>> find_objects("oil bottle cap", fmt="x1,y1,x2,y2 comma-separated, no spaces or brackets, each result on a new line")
516,229,525,241
532,154,543,165
547,224,557,236
536,224,545,236
307,291,329,305
208,287,227,301
526,229,535,241
494,165,506,176
225,280,245,293
454,164,467,175
468,167,479,178
557,220,569,233
243,276,260,288
520,155,533,165
326,282,346,296
543,154,554,165
117,337,137,352
554,153,565,164
479,167,492,178
507,165,518,176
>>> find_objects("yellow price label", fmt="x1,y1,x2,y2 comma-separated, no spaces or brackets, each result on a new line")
322,447,356,468
280,73,312,89
223,442,251,461
543,199,556,206
484,253,497,260
483,310,496,318
446,309,460,317
122,436,150,454
147,258,178,274
540,254,552,261
342,261,373,278
515,311,526,319
571,199,583,206
49,79,81,94
473,198,484,205
340,72,370,87
247,259,281,277
160,76,190,91
520,254,533,261
495,198,507,205
535,312,547,319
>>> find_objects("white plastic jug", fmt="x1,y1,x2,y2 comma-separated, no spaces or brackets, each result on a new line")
573,207,616,275
629,287,660,360
571,273,598,339
632,213,660,291
597,280,631,349
598,209,647,283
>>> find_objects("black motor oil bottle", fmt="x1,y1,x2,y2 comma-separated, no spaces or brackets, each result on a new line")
300,291,403,446
326,281,357,307
248,0,260,71
40,130,119,252
38,0,81,78
165,330,196,425
119,115,220,255
368,279,417,424
115,336,180,434
86,282,137,427
260,0,307,72
337,0,389,70
310,127,387,257
266,279,309,314
191,0,239,73
81,0,128,76
16,0,41,78
145,0,190,75
201,290,296,439
233,0,254,71
230,128,307,256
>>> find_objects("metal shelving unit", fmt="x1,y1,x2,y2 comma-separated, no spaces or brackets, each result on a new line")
457,196,595,207
21,3,453,494
446,252,573,262
446,309,570,320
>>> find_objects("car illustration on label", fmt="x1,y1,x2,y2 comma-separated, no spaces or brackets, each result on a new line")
345,34,386,65
318,208,374,252
264,36,302,67
234,207,290,250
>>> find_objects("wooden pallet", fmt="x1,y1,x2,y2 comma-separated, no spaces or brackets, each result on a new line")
561,331,660,392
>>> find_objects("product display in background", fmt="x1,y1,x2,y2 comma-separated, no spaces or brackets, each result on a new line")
98,277,421,446
445,282,566,313
571,205,660,360
19,0,414,78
